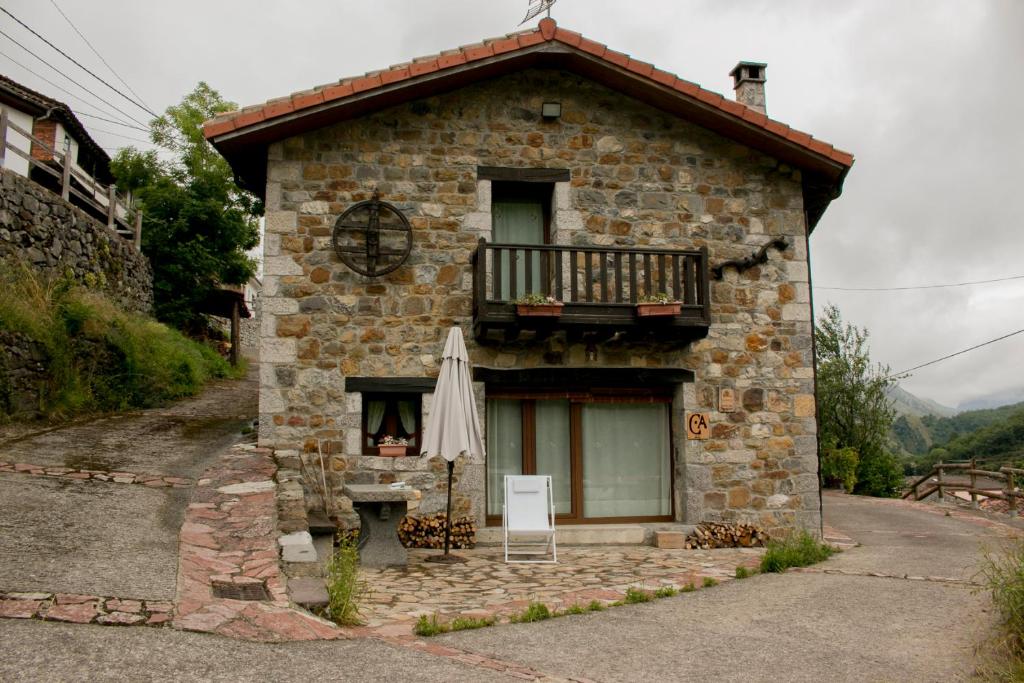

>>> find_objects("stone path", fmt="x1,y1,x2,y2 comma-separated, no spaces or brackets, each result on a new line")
0,591,172,626
173,444,342,642
355,545,764,637
0,460,193,488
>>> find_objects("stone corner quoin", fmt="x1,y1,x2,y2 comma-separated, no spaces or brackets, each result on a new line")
249,69,824,536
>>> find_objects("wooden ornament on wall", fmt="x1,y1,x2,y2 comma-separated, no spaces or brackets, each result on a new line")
331,189,413,277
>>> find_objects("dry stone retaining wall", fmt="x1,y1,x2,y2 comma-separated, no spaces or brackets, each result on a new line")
259,69,820,535
0,168,152,313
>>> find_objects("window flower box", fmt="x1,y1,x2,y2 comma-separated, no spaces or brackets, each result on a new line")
377,445,408,457
514,294,564,318
635,302,682,317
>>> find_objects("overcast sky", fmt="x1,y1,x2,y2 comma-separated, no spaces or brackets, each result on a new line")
1,0,1021,409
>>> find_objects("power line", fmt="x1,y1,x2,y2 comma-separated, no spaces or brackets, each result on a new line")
816,274,1024,292
84,124,151,145
0,6,156,118
74,111,149,132
48,0,152,113
0,29,149,127
886,327,1024,379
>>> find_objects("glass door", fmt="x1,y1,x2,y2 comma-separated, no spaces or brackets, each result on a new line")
493,199,544,299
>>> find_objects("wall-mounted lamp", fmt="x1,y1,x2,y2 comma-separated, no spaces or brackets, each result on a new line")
541,101,562,120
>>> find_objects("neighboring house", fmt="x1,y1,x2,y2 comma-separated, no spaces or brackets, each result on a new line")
204,19,853,535
0,73,132,233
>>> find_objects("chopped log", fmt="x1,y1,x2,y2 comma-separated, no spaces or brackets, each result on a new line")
684,521,768,550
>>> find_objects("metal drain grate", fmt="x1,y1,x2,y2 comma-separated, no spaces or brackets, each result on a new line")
211,579,269,601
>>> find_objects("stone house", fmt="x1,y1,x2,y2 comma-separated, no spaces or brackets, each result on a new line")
204,19,853,536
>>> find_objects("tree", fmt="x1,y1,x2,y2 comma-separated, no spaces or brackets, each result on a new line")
815,304,903,497
111,83,261,331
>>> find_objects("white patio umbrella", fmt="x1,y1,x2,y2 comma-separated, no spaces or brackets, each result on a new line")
420,326,485,562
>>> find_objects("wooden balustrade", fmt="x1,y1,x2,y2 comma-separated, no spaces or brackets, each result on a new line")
904,458,1020,515
0,107,141,250
472,238,711,342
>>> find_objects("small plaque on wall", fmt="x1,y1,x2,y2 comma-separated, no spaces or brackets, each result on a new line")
686,413,710,440
719,388,736,413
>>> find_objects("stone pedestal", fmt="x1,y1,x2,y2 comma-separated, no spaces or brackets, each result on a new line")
342,484,419,568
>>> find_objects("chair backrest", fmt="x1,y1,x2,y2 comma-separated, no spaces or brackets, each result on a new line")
504,475,553,531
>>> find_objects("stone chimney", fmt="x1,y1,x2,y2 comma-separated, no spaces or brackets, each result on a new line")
730,62,767,113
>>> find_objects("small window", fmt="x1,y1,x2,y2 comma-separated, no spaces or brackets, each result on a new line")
362,393,421,455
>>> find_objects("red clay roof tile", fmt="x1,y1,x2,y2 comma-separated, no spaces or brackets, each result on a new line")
204,18,851,169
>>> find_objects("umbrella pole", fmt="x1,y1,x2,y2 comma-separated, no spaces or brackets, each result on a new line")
443,459,454,556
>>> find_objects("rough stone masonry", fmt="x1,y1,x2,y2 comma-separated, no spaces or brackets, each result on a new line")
257,69,820,535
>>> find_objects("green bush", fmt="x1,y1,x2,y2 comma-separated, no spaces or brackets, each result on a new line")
978,542,1024,679
0,264,238,419
326,538,364,626
854,450,904,498
821,447,859,493
760,530,836,573
510,602,551,623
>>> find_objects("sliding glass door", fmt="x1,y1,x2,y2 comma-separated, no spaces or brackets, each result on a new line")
485,392,673,523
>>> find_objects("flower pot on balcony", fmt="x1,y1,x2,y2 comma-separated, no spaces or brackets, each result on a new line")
377,445,408,457
636,302,682,318
516,303,564,317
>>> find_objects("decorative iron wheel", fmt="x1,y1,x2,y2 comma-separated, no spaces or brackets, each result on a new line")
331,190,413,277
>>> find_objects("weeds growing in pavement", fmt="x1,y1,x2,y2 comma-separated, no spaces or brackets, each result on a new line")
624,586,654,604
702,577,719,588
654,586,679,598
735,566,754,579
510,601,552,623
681,583,696,592
760,530,837,573
326,537,364,626
976,541,1024,680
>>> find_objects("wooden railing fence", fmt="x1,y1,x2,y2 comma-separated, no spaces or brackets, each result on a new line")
904,457,1023,515
0,107,141,250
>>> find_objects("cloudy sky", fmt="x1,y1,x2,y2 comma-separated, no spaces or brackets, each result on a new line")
2,0,1021,409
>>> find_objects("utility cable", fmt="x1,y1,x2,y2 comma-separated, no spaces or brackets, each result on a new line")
48,0,152,113
0,6,156,117
0,48,147,133
0,30,149,127
886,328,1024,379
817,274,1024,292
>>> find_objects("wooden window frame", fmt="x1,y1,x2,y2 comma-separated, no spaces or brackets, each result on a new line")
484,388,675,526
361,392,422,456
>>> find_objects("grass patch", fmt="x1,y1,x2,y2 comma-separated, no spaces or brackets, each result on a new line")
735,566,754,579
586,599,606,611
681,583,696,593
326,538,364,626
624,586,653,604
760,529,837,573
510,601,552,623
562,603,587,615
977,541,1024,679
413,614,446,637
654,586,678,598
0,263,238,420
702,577,719,588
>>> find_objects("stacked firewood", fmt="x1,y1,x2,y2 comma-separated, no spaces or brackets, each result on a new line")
398,513,477,549
685,521,767,549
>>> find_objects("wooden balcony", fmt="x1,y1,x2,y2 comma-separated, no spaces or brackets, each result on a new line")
471,238,711,343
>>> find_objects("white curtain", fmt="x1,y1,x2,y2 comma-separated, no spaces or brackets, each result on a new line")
492,200,543,299
581,403,670,517
486,399,523,516
535,400,571,514
397,400,417,445
366,399,386,446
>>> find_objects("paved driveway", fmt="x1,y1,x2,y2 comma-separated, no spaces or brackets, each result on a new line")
435,491,1007,682
0,371,257,601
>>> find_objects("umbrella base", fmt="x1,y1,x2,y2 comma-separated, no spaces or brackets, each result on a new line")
424,553,468,564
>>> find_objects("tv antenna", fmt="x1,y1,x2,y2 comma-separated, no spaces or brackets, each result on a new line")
520,0,556,26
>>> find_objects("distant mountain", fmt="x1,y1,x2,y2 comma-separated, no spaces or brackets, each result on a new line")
958,387,1024,412
886,385,957,419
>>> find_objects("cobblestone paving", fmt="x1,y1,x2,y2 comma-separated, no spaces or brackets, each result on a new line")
354,545,765,637
173,443,342,642
0,591,173,626
0,460,192,488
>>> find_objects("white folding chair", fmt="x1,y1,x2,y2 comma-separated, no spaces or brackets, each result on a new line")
503,475,557,564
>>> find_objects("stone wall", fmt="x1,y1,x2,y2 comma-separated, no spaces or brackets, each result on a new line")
0,169,152,313
0,330,47,420
259,69,819,535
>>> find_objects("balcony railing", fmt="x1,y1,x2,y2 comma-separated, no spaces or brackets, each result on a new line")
472,238,711,342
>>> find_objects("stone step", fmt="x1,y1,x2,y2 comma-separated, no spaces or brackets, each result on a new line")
475,523,695,546
289,576,328,608
307,511,337,537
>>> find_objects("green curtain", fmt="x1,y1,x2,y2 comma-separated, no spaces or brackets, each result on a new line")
581,403,671,517
486,399,523,516
492,200,543,299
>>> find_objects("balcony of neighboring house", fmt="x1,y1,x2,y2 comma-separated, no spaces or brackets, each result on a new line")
471,237,711,343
